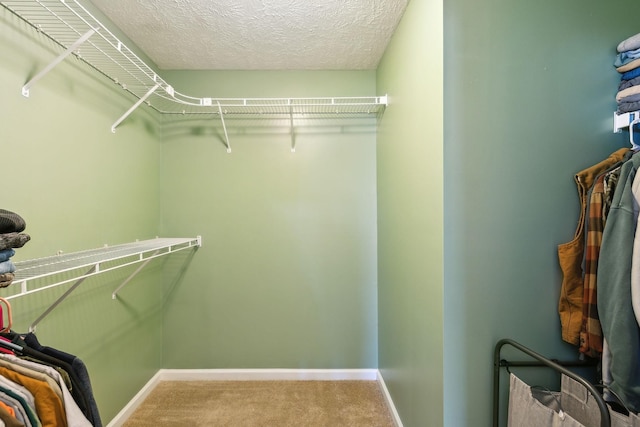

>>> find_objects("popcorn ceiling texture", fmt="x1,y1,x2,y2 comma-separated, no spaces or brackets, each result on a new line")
89,0,408,70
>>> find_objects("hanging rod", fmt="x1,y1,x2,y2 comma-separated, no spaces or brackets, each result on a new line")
1,0,388,140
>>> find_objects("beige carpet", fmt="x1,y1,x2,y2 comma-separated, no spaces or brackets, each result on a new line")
122,380,396,427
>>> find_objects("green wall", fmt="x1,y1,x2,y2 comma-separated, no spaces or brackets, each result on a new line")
0,6,164,423
158,70,379,369
0,5,380,422
376,0,444,426
5,0,640,425
443,0,638,425
377,0,640,425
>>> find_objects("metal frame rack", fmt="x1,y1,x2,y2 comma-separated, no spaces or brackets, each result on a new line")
9,237,201,332
494,339,609,427
0,0,387,152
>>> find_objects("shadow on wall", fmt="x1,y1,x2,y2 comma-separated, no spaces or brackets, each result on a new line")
1,6,161,138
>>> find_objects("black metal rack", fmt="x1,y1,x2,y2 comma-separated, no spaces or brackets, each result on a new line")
493,338,609,427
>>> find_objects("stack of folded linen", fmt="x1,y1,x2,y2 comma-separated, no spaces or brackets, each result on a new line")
616,32,640,114
0,209,30,288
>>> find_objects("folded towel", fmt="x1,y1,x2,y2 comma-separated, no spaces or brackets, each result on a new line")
617,57,640,73
0,210,25,234
618,100,640,114
617,85,640,102
621,67,640,81
619,76,640,91
618,32,640,53
0,272,14,288
618,93,640,105
0,233,30,251
615,46,640,68
0,261,15,275
0,250,14,263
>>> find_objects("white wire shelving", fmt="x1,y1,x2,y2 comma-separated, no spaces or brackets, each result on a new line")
9,237,201,331
0,0,387,152
614,110,640,133
614,110,640,149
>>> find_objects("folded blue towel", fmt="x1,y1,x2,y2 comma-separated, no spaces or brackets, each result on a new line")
0,250,14,263
621,66,640,81
615,47,640,67
0,260,15,274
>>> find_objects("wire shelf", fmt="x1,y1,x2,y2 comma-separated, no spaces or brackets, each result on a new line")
6,236,200,332
10,237,201,299
1,0,387,121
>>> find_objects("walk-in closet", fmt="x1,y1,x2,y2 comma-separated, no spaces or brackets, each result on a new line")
1,0,640,425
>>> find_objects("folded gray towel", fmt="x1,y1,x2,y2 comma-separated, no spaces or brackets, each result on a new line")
0,233,30,251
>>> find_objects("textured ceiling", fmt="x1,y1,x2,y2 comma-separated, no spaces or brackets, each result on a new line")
88,0,408,70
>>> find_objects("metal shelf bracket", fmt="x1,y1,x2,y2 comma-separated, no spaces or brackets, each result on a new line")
28,265,97,332
3,0,388,135
216,100,232,153
290,104,296,153
111,84,160,132
22,28,96,97
8,237,201,331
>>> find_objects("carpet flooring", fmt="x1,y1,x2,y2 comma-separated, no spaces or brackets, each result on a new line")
122,380,396,427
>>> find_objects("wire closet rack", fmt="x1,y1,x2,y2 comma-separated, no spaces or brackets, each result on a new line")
9,237,201,332
1,0,387,151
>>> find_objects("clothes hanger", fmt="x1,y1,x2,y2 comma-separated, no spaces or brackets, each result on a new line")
0,297,12,333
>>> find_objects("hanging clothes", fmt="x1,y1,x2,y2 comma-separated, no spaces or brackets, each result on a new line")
597,152,640,412
558,148,629,346
580,163,624,357
0,355,91,427
21,334,100,427
0,332,101,427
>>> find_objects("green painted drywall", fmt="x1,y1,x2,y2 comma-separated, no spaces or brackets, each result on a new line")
0,7,164,423
158,71,379,369
443,0,638,425
376,0,445,426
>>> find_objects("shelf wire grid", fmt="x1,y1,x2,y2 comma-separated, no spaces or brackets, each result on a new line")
12,237,199,284
1,0,387,119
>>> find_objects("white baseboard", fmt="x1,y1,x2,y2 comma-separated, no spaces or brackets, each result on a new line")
107,368,401,427
377,371,404,427
157,368,379,381
106,370,164,427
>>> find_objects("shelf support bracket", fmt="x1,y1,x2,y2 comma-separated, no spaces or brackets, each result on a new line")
217,101,231,153
290,105,296,153
22,28,96,97
28,265,97,333
111,84,160,132
111,250,160,299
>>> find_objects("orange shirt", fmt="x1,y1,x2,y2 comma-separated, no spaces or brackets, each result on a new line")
0,366,67,427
